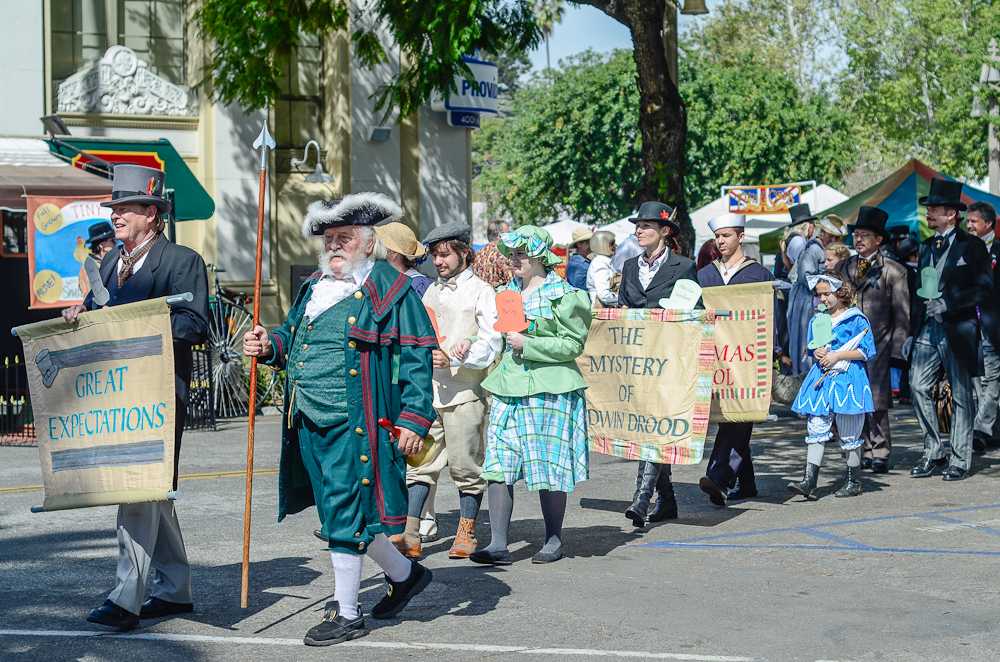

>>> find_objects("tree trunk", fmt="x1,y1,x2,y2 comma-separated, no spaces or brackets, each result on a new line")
576,0,691,251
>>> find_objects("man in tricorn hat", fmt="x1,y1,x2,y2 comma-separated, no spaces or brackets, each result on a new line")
61,164,209,631
837,206,910,473
908,178,991,481
696,213,773,506
389,221,501,560
618,200,696,526
243,192,437,645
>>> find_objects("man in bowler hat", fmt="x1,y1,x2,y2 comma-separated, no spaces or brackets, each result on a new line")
62,164,209,630
908,178,991,481
837,206,910,473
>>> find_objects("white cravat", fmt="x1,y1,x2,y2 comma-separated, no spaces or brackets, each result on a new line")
304,260,373,320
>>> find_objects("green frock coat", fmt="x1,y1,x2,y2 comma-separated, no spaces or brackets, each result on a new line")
264,261,437,554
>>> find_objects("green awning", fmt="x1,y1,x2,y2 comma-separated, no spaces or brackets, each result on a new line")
46,137,214,221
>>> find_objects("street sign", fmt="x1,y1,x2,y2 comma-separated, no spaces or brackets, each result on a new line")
431,55,499,115
447,111,481,129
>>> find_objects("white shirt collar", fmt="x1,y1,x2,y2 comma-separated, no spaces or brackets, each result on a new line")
121,233,157,257
439,267,473,286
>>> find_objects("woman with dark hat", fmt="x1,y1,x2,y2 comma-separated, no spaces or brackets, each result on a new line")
618,201,697,526
785,203,827,376
78,221,117,304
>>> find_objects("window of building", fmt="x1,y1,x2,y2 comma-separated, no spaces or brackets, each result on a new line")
50,0,187,106
1,209,28,257
275,33,325,172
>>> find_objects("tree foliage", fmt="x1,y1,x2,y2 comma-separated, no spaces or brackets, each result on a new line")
195,0,540,113
475,48,855,223
475,51,642,225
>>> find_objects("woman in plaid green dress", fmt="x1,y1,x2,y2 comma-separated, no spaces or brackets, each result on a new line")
470,226,593,566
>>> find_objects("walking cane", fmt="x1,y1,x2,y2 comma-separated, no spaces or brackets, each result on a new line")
241,121,275,608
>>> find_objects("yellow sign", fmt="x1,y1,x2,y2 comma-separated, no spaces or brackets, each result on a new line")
15,298,176,511
701,282,775,422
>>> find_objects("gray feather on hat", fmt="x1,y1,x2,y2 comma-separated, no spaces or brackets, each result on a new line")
302,192,403,238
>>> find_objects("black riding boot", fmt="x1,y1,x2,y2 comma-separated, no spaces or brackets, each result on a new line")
787,463,821,500
834,465,862,497
647,465,678,522
625,461,661,527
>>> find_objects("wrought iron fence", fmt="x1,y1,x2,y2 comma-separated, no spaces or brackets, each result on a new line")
0,354,34,445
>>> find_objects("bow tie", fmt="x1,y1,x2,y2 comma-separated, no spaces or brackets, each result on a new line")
438,279,459,291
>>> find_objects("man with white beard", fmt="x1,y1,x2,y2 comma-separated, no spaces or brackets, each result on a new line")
243,193,438,646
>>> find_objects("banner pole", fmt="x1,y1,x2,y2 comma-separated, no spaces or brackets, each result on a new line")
241,122,275,609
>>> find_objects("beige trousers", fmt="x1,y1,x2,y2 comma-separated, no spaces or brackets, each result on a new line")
407,398,487,495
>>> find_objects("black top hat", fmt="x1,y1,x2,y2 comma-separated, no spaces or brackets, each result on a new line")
630,201,679,232
919,177,966,211
100,164,170,212
86,221,115,248
847,205,890,239
787,203,817,225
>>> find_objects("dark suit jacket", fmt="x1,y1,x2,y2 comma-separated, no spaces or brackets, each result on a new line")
85,234,210,403
980,241,1000,349
619,251,698,309
910,228,991,375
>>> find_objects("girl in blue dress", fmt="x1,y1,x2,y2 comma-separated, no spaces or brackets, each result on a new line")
788,273,875,500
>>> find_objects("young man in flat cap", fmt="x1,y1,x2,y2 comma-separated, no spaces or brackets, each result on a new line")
391,222,501,560
696,213,773,506
837,206,910,473
243,192,437,646
618,201,696,526
61,164,209,631
908,179,991,482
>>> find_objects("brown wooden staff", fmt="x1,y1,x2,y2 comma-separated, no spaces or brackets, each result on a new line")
241,121,275,608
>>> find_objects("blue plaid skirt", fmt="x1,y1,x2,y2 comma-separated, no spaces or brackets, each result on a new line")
482,389,589,492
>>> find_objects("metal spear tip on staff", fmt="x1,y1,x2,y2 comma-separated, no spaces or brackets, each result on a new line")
241,120,274,609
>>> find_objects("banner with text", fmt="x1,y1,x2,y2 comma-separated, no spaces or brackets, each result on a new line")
579,309,716,465
26,194,113,309
701,282,774,422
15,298,176,511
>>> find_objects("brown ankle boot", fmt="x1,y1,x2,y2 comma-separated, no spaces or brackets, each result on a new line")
390,517,423,559
448,517,478,559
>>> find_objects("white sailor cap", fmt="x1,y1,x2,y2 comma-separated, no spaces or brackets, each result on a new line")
708,213,747,233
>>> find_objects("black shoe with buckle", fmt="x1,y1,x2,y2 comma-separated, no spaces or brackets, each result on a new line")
371,561,432,620
942,465,968,481
139,597,194,619
910,457,946,478
87,599,139,631
303,601,368,646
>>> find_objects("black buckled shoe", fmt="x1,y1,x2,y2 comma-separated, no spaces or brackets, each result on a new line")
910,457,946,478
87,599,139,631
942,465,968,481
699,476,727,507
303,601,368,646
371,561,432,620
140,597,194,619
870,458,890,474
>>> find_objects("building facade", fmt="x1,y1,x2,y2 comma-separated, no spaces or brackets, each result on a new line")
2,0,475,323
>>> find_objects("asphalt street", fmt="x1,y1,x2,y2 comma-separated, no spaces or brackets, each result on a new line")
3,412,1000,661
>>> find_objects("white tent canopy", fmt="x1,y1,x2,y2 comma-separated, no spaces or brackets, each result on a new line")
690,184,848,255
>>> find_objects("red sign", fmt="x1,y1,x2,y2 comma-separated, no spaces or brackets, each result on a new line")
71,150,165,173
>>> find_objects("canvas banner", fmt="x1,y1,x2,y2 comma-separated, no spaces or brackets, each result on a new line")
26,194,113,309
15,298,176,511
579,309,715,465
701,282,774,422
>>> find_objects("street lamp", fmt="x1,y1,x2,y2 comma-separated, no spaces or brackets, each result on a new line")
972,39,1000,194
290,139,333,184
665,1,710,87
680,0,709,15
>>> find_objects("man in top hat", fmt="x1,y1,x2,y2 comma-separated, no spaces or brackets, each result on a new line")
618,201,695,526
836,206,910,473
966,201,1000,451
78,221,116,305
243,192,437,646
565,226,594,290
785,203,828,375
696,213,773,506
908,178,992,481
390,222,501,560
60,164,209,631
